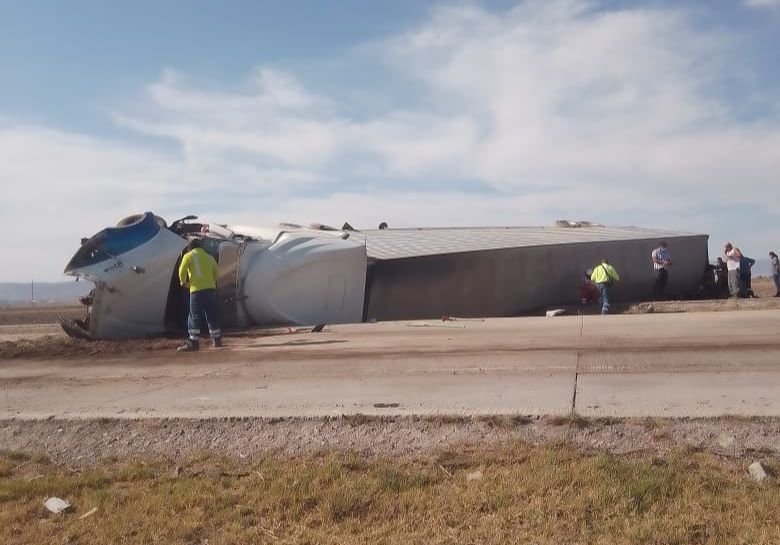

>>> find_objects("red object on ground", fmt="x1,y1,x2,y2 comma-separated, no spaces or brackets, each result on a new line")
580,281,600,304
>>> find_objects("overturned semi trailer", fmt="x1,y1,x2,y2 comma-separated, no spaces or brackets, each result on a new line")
361,225,710,321
62,213,709,339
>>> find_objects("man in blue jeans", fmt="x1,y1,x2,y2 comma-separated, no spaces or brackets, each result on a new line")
770,251,780,297
590,259,621,315
177,238,222,351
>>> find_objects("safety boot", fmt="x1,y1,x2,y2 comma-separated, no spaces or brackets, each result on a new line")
177,339,199,352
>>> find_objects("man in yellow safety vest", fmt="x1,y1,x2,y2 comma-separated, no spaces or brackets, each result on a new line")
177,238,221,351
590,259,620,315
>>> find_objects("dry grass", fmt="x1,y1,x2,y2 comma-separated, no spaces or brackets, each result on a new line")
1,444,779,545
544,413,590,429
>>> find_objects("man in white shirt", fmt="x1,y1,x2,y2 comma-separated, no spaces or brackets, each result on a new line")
651,241,672,299
724,242,742,297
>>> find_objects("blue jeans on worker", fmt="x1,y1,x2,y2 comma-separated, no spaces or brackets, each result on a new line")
188,288,221,342
597,283,610,315
774,274,780,296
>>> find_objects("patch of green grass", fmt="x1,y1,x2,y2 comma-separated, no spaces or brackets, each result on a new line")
1,445,778,544
322,481,374,522
375,465,440,493
426,415,471,425
341,414,395,426
0,450,31,462
476,414,534,428
511,414,534,425
642,417,664,431
593,453,685,514
544,414,570,426
545,413,589,428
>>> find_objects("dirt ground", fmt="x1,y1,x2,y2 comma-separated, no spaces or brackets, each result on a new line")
1,416,779,466
0,335,180,359
0,305,83,326
626,277,780,314
0,277,778,359
0,326,306,359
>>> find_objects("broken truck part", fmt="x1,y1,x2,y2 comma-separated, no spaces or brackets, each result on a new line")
62,212,709,339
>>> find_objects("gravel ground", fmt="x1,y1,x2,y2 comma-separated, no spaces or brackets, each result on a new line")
2,416,778,466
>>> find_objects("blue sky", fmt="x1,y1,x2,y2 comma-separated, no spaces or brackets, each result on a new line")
1,0,779,281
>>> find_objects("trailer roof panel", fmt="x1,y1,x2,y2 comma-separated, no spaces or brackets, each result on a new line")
359,225,705,260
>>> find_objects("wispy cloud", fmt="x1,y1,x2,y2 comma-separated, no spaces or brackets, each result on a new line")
117,1,780,218
744,0,780,7
2,0,779,280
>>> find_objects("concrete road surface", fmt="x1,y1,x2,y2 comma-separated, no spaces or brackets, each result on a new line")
2,310,779,418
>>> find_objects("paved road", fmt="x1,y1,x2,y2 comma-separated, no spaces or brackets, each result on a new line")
2,310,779,418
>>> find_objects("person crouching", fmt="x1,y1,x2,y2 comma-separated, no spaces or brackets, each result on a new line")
590,259,620,315
177,238,222,351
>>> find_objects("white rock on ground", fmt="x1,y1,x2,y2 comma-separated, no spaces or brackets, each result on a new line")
717,433,735,449
44,497,71,514
466,471,483,482
748,461,768,482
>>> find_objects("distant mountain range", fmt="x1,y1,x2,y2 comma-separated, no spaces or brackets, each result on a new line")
0,281,90,304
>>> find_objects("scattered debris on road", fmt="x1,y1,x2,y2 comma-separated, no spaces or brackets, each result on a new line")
78,507,98,520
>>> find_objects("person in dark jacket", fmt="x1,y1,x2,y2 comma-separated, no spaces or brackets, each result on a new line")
770,251,780,297
714,257,729,297
739,255,756,298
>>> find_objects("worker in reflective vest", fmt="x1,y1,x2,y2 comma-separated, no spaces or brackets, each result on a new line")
590,260,620,315
177,238,221,351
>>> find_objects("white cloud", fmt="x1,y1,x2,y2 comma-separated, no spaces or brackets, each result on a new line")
745,0,780,7
117,1,780,213
0,124,187,279
2,0,779,281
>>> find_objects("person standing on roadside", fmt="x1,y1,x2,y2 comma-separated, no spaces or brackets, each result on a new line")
724,242,742,298
651,241,672,299
177,238,222,352
714,257,729,297
770,251,780,297
739,254,756,298
590,259,620,315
